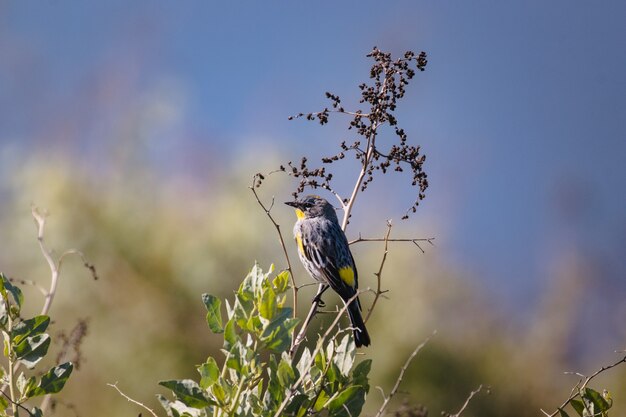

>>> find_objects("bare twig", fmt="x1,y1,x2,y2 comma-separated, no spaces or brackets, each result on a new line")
7,277,48,296
374,331,436,417
0,389,32,414
341,134,376,232
31,206,98,414
32,207,60,316
444,385,487,417
249,176,298,323
364,221,393,324
108,382,159,417
541,353,626,417
350,236,435,254
32,207,97,316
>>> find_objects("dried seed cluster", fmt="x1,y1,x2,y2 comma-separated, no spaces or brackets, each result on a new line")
265,47,429,218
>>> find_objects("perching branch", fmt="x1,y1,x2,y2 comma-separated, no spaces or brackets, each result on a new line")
374,332,435,417
289,283,325,357
541,353,626,417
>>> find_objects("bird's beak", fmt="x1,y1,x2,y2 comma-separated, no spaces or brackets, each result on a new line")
284,201,299,208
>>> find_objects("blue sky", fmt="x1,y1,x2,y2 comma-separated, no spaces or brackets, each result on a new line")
2,1,625,309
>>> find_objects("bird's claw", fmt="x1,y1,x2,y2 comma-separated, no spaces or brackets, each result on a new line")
312,294,326,307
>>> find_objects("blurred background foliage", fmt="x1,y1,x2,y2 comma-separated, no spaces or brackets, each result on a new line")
1,125,624,417
1,2,625,417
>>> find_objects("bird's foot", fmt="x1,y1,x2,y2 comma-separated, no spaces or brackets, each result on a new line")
312,294,326,307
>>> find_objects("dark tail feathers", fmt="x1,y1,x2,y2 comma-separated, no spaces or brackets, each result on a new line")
347,300,371,347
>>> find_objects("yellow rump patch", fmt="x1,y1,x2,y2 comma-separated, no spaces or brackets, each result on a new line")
295,209,306,220
339,266,355,287
295,233,305,255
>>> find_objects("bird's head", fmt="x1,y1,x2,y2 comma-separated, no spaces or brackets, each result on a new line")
285,195,336,220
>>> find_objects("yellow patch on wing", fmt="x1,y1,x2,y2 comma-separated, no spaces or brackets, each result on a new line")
295,209,306,220
295,233,305,255
338,266,355,287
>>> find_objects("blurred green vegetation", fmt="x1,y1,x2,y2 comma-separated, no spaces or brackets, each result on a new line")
0,139,623,417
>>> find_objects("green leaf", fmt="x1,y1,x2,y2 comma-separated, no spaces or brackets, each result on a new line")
583,388,611,412
211,383,227,405
26,362,73,397
0,275,24,311
28,407,43,417
570,399,585,417
314,390,331,412
260,309,298,352
333,334,355,377
277,359,295,386
159,379,213,408
157,394,177,417
284,394,309,416
16,372,27,395
12,316,50,346
197,357,219,389
326,362,339,384
352,359,371,390
272,271,290,293
223,319,239,350
17,372,37,399
327,385,366,417
259,286,277,320
202,294,223,334
157,395,203,417
559,409,571,417
234,296,250,320
352,359,372,379
226,341,244,374
265,355,284,406
14,334,51,369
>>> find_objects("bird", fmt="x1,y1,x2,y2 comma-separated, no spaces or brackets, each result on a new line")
285,195,371,347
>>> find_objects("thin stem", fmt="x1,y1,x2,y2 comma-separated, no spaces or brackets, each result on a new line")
446,385,486,417
32,207,98,415
249,176,298,348
349,236,435,246
341,124,376,232
228,376,247,417
364,221,392,324
6,299,18,417
374,332,435,417
32,207,59,316
107,382,159,417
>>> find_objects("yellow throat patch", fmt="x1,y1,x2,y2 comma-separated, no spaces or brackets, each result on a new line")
295,209,306,220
